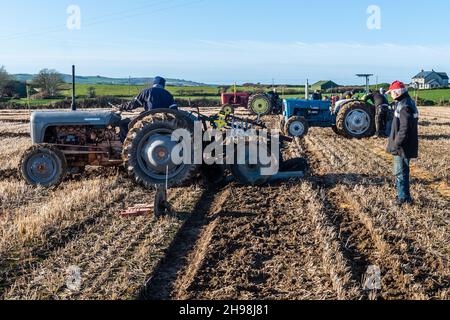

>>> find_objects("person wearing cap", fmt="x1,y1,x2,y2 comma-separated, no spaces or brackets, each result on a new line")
342,90,354,100
386,81,419,206
119,76,177,142
364,88,390,137
124,76,176,112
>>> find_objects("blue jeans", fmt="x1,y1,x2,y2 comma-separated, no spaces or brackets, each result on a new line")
394,156,411,201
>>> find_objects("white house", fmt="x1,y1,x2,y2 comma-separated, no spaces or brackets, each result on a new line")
411,70,449,89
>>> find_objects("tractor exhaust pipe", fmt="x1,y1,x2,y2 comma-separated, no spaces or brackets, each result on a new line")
305,79,309,100
71,65,76,111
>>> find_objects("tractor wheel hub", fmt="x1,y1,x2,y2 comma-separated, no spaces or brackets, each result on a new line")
28,154,57,182
143,135,178,174
289,121,305,136
345,110,370,135
253,99,269,113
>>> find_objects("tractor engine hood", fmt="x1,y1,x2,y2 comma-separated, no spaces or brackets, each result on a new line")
30,111,121,144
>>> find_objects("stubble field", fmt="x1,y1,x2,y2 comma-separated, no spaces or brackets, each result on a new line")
0,106,448,300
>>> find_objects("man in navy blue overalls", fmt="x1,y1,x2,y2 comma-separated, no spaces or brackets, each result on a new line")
119,76,177,142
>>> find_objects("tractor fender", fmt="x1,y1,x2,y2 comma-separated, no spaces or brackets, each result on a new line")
333,99,357,115
128,109,197,129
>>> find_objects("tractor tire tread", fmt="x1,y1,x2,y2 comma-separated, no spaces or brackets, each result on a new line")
335,100,375,139
122,113,199,189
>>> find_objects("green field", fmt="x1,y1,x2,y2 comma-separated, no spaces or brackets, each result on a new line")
5,83,450,107
58,84,306,98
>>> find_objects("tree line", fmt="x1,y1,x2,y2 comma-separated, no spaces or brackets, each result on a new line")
0,66,67,100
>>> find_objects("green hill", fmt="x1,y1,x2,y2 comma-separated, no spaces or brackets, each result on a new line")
13,74,208,87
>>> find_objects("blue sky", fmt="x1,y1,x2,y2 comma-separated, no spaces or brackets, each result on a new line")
0,0,449,84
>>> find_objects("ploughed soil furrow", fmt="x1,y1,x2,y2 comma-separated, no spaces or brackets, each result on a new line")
0,168,19,180
305,130,388,178
284,139,372,299
165,180,360,300
299,135,449,299
177,186,334,299
300,137,421,299
141,187,228,300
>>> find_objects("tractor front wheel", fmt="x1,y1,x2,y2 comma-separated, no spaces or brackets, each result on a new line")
20,144,67,187
285,117,309,138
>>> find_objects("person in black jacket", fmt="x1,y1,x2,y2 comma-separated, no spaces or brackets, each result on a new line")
311,90,322,100
119,76,177,142
364,88,390,137
386,81,419,206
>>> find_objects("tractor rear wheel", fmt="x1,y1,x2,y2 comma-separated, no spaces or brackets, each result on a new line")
285,116,309,138
20,144,67,187
336,101,375,139
248,93,272,116
123,111,200,188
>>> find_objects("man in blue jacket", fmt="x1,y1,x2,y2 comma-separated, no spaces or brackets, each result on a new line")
119,76,177,141
386,81,419,206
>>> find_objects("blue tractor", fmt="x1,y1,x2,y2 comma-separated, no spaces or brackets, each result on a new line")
281,98,377,139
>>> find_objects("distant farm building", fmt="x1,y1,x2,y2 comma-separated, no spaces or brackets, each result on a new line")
412,70,449,89
311,80,339,91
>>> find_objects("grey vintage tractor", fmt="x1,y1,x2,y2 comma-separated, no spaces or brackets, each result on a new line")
21,107,302,188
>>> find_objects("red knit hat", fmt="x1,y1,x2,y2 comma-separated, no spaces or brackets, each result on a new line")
387,81,407,95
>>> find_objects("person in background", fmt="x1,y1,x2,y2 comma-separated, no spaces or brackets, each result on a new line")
364,88,390,137
119,76,177,142
312,90,322,100
331,95,340,106
342,90,354,100
386,81,419,206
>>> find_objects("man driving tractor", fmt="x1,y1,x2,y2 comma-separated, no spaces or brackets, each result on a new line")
364,88,390,137
119,76,177,142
